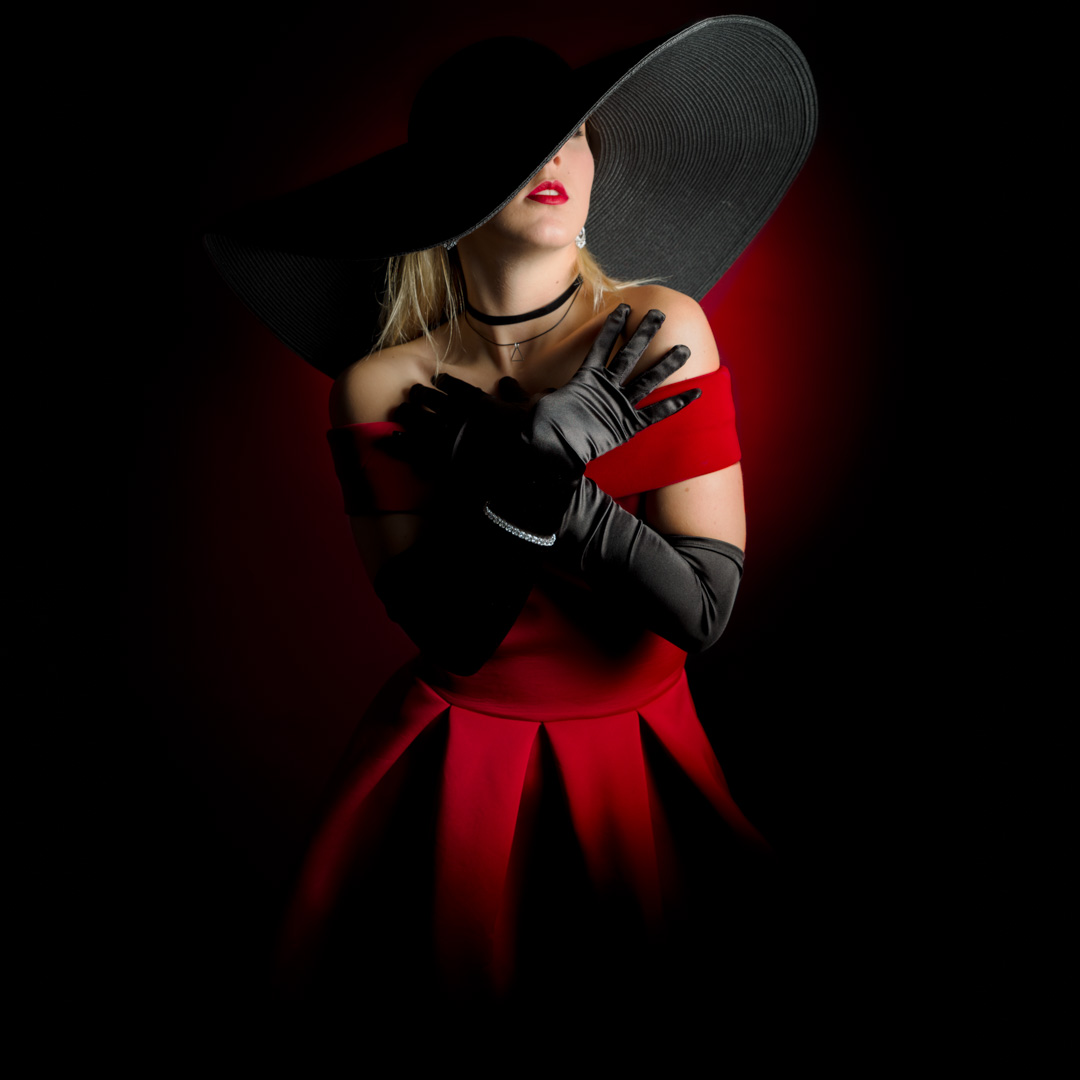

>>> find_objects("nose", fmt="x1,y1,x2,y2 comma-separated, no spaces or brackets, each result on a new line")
550,135,577,167
531,150,562,187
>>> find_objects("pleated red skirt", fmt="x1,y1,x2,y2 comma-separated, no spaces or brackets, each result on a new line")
278,580,769,1003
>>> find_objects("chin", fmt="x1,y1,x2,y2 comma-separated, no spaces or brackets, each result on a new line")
480,214,582,253
523,224,583,251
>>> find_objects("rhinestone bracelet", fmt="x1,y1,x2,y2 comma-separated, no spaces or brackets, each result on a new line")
483,501,557,547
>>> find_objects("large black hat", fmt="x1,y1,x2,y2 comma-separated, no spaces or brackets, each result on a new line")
204,16,817,378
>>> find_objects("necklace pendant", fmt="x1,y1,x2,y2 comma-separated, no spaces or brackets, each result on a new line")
510,342,523,362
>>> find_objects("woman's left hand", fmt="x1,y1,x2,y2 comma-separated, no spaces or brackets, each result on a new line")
525,305,700,482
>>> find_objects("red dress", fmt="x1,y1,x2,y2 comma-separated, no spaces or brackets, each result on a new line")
280,367,768,1002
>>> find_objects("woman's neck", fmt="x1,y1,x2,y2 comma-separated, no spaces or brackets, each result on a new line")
454,242,589,371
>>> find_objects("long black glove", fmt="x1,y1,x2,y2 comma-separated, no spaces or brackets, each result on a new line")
372,376,540,676
504,303,743,653
372,519,543,676
552,478,744,653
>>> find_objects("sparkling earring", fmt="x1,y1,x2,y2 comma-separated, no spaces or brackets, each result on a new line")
575,225,586,250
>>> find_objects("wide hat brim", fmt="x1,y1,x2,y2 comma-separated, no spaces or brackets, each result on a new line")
204,16,817,378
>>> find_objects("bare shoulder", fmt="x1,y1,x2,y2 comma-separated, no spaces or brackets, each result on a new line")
617,284,719,383
328,340,438,426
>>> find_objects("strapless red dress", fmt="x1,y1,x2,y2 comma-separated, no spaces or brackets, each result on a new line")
279,368,769,1002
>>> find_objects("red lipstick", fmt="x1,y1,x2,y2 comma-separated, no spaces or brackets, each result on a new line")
526,180,568,205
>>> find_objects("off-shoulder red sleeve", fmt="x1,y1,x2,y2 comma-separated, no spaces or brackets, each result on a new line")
584,366,741,499
326,422,431,514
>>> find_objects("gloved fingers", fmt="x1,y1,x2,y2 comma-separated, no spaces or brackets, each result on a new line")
624,344,691,403
374,428,417,462
605,309,666,383
433,372,488,403
496,375,531,404
635,387,702,427
580,303,630,370
407,383,452,412
393,399,444,432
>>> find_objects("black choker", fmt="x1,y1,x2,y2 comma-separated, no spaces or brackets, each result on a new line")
464,275,583,326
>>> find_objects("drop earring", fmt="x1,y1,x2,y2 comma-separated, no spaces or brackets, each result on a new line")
575,225,586,250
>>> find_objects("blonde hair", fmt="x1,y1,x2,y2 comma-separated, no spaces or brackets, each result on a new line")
373,243,656,369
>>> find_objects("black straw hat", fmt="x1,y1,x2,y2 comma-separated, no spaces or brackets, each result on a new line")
204,16,817,378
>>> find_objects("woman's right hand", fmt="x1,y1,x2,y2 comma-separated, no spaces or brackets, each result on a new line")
525,304,701,481
381,373,531,499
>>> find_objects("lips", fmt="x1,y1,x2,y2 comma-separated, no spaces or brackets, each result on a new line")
526,179,568,205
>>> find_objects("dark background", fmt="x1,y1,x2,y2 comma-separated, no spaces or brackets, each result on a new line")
42,0,1024,1032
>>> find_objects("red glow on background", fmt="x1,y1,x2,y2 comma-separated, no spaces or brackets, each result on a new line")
703,143,881,568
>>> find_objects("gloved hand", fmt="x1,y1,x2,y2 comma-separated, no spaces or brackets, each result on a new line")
508,304,743,654
525,304,701,482
380,373,531,502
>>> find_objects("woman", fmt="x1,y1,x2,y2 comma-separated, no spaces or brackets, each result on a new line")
206,18,816,1007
